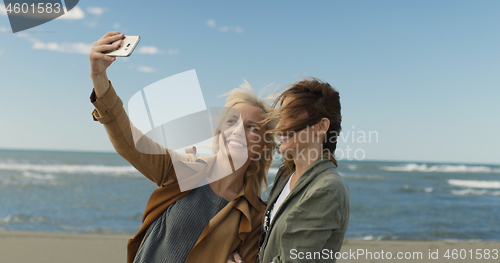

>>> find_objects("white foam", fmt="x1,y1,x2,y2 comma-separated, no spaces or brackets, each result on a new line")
22,172,55,180
0,215,12,223
448,179,500,189
381,163,499,173
361,235,384,241
0,163,139,175
424,187,434,193
451,189,488,196
0,215,46,224
340,173,383,180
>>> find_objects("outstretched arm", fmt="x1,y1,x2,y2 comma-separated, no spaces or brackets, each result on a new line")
89,32,190,187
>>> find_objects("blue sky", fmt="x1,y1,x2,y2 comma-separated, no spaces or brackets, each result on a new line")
0,0,499,164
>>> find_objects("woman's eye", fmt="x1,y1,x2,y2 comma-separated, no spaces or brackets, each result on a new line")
248,126,260,131
227,119,236,125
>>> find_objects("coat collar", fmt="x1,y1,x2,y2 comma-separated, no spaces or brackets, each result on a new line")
266,158,334,228
289,158,334,195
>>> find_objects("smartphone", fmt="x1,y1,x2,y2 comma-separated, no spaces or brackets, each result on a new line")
105,36,141,57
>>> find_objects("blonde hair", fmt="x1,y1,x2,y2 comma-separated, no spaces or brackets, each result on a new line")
212,80,278,197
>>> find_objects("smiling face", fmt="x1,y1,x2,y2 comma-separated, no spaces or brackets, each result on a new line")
218,102,268,166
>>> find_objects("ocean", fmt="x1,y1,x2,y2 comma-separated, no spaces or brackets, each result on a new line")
1,149,499,241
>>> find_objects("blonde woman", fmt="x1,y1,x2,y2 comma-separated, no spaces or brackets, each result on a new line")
89,31,277,263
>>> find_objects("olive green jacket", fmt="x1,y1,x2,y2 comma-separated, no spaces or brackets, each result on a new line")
258,159,350,263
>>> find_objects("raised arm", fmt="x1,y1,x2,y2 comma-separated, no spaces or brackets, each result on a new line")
89,32,190,187
89,31,122,97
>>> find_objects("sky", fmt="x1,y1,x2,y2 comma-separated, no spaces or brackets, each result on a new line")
0,0,499,164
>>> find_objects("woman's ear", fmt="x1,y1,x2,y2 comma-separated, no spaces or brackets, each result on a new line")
316,118,330,136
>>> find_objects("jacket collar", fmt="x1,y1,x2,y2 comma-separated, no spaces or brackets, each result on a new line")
266,158,334,221
290,158,334,194
237,175,264,212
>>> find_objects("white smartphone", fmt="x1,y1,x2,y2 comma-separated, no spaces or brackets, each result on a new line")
105,36,141,57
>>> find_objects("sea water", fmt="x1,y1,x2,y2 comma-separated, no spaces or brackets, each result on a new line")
0,149,499,241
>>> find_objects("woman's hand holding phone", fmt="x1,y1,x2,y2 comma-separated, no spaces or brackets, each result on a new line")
89,31,124,97
89,31,124,76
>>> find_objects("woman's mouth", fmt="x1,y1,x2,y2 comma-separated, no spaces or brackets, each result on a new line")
227,139,246,149
280,135,291,143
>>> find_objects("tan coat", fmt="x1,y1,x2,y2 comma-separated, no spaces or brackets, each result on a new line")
90,82,265,263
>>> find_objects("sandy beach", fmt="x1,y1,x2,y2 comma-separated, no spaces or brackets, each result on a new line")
0,231,498,263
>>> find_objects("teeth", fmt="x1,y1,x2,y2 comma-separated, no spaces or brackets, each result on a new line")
228,141,245,147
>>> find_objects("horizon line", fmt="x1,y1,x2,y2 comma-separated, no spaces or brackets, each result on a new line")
1,147,498,166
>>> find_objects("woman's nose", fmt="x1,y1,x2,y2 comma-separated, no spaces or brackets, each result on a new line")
276,119,284,130
232,119,245,136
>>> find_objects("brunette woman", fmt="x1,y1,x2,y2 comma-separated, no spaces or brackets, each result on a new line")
230,78,349,263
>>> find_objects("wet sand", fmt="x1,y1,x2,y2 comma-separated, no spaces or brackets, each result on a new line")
0,231,498,262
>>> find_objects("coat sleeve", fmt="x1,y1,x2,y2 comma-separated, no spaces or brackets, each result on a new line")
90,81,193,187
270,189,345,263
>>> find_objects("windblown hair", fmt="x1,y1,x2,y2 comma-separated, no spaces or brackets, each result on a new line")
212,80,278,197
269,77,342,175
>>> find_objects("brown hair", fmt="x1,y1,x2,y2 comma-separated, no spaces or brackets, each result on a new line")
270,77,341,174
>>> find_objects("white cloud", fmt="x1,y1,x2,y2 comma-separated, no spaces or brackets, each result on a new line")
0,5,7,15
137,65,155,73
206,19,243,33
113,23,120,29
59,6,85,20
87,7,104,16
219,26,243,33
16,31,39,42
137,46,161,55
83,7,104,27
206,19,216,27
166,48,180,56
0,26,10,33
32,41,92,54
85,21,98,27
16,31,96,55
136,46,179,56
